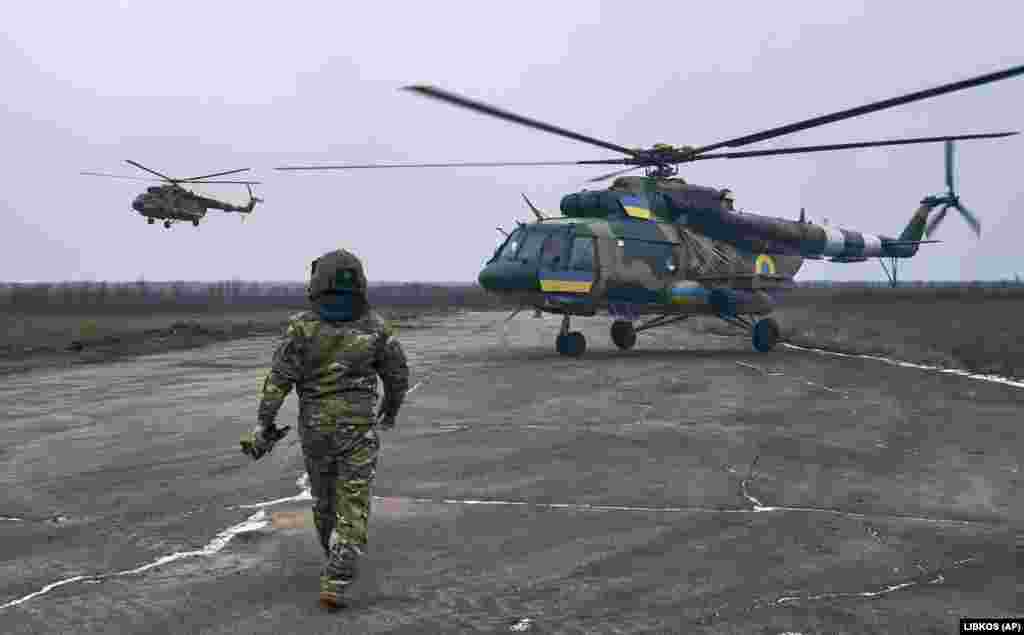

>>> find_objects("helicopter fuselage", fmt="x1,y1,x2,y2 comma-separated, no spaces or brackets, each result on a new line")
478,214,800,319
477,176,935,319
131,186,207,222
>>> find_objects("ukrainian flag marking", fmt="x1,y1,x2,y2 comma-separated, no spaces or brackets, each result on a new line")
755,254,776,275
539,269,593,294
619,194,652,220
668,283,710,305
540,279,593,293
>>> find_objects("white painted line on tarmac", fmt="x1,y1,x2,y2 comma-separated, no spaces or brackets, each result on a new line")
736,360,847,395
783,343,1024,389
774,573,944,606
234,474,997,530
2,473,318,611
1,509,270,610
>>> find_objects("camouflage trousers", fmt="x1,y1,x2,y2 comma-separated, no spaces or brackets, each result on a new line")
303,431,380,596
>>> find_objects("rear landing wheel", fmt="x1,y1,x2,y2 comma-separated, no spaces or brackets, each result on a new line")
192,219,199,227
555,331,586,357
164,220,172,229
610,320,637,350
752,317,780,352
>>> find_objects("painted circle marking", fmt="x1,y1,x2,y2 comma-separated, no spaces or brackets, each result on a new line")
755,254,776,275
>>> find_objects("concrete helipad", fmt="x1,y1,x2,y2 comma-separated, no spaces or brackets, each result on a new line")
1,311,1019,634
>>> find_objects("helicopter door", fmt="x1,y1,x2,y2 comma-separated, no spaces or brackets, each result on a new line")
538,229,594,295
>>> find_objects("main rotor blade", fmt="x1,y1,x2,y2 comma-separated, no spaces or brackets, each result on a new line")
179,168,251,182
690,63,1024,155
945,140,956,193
182,179,262,185
403,84,640,157
955,202,981,236
275,159,629,171
686,132,1018,161
125,160,176,182
80,171,164,182
586,165,644,183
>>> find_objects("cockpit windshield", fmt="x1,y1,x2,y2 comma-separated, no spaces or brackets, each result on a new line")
496,228,524,262
514,229,547,265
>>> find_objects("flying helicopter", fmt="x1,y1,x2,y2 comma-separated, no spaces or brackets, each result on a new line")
81,160,264,229
276,63,1024,357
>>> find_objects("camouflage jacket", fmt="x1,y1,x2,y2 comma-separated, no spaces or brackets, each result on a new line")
256,309,409,455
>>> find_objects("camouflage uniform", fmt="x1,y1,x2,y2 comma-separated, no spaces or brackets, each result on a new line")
254,250,409,606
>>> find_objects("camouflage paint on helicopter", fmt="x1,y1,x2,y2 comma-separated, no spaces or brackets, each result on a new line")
276,62,1024,355
484,172,951,327
83,160,263,229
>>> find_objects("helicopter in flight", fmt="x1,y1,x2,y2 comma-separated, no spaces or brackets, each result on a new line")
276,63,1023,357
82,160,264,229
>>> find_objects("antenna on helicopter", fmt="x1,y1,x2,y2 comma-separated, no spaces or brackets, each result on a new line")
799,207,806,223
521,193,547,221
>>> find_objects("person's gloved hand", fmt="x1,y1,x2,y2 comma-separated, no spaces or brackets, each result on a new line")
376,409,397,431
240,424,290,460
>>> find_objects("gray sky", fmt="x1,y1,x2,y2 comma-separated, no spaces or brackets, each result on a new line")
3,1,1023,283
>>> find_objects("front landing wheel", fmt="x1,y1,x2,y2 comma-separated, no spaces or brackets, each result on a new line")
610,320,637,350
556,331,587,357
752,317,780,353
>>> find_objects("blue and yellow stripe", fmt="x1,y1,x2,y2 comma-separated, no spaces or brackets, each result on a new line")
618,194,652,220
539,269,593,294
668,282,710,305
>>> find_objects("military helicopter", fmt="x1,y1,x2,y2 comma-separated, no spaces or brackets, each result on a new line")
276,63,1024,357
81,160,264,229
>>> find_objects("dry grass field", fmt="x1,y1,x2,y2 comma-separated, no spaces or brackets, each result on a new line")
775,286,1024,378
3,282,1023,380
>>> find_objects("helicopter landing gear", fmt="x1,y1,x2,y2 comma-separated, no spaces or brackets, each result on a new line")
192,219,200,227
147,218,155,225
752,317,780,353
555,314,586,357
610,320,637,350
163,220,172,229
716,313,781,352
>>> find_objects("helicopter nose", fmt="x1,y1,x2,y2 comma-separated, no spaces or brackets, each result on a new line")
132,199,145,212
478,266,498,291
477,262,539,293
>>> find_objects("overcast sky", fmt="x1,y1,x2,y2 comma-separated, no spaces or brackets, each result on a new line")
3,1,1023,283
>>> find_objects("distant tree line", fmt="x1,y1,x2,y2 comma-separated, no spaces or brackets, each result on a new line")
0,280,514,312
1,278,1023,313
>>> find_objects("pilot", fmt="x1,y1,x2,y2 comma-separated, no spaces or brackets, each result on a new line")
241,249,409,611
720,189,735,211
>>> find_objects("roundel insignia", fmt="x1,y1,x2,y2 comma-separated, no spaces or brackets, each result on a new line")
755,254,776,275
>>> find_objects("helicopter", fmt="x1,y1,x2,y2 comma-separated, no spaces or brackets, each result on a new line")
276,63,1024,357
81,160,264,229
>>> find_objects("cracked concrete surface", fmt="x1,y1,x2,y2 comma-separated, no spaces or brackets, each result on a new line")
0,311,1019,634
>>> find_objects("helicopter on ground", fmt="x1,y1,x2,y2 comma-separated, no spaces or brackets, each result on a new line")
276,63,1023,357
82,160,264,229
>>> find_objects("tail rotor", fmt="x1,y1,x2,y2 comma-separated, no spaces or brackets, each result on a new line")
925,140,981,238
242,184,264,220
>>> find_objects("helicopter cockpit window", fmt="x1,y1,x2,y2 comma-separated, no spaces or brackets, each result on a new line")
497,229,525,261
515,229,547,264
568,237,595,272
623,240,676,278
540,233,567,268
